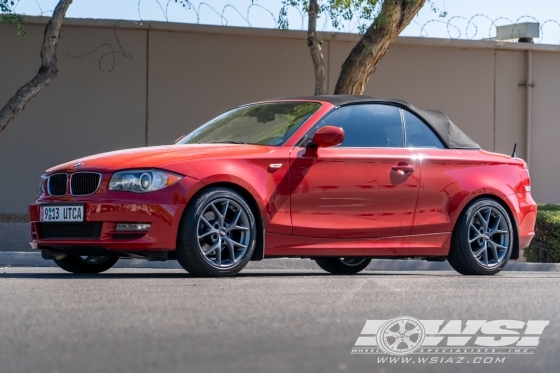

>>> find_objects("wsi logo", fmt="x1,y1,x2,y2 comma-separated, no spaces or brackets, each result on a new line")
353,317,550,357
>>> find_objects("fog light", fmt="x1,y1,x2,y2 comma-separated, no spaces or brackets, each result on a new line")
116,223,152,231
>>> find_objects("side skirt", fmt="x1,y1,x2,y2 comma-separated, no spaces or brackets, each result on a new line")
264,232,451,258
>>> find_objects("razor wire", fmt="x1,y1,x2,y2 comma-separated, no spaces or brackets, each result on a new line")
6,0,560,72
133,1,560,44
8,0,560,44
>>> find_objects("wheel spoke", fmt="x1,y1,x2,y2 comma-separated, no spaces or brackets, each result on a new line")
209,203,223,224
489,214,501,233
482,246,489,265
221,200,230,222
231,209,242,226
198,230,215,239
477,210,490,232
200,216,214,230
224,239,237,263
473,242,487,258
216,242,222,266
398,320,407,333
469,224,480,235
469,234,483,243
401,337,414,349
482,208,492,227
385,331,401,338
492,242,508,250
204,242,220,256
227,238,247,249
488,241,499,262
389,337,402,349
405,327,420,336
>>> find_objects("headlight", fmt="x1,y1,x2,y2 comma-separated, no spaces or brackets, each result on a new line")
38,174,48,195
108,170,183,193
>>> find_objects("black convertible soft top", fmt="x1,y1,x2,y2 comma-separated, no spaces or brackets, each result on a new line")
275,95,480,150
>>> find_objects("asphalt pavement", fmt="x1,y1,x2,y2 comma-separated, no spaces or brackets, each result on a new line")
0,267,559,373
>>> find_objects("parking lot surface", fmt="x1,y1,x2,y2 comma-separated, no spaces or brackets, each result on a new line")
0,268,559,373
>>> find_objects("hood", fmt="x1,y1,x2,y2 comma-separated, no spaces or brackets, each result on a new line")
47,144,277,174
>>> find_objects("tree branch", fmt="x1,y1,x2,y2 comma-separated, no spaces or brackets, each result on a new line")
334,0,426,95
307,0,327,95
0,0,73,137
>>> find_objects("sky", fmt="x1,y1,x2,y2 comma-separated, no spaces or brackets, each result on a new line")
9,0,560,44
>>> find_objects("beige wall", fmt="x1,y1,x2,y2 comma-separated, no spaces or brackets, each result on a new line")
1,17,559,213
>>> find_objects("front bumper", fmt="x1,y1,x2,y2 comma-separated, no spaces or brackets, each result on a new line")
29,176,201,252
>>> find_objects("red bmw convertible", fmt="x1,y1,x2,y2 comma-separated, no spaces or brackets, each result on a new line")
29,96,536,276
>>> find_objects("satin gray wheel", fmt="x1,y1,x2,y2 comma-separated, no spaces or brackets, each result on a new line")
197,198,251,269
176,187,257,277
448,198,514,276
467,206,511,268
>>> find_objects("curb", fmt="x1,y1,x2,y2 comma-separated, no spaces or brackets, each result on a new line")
1,252,559,272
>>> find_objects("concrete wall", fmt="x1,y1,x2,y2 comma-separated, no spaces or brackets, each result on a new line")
1,17,560,213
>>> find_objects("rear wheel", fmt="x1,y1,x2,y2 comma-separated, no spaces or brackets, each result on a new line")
314,257,371,274
447,198,513,275
54,255,118,274
176,187,257,277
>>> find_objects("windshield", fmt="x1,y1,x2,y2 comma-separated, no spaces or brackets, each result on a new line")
179,102,321,146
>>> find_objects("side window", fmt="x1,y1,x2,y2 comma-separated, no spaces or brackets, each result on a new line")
317,104,403,147
404,111,445,149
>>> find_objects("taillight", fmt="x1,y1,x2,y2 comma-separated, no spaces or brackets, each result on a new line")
520,169,531,192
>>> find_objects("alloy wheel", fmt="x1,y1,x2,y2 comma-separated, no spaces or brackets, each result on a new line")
467,206,511,268
196,198,252,268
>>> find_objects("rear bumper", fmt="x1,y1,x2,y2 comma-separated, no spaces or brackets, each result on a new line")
29,176,202,252
509,192,537,250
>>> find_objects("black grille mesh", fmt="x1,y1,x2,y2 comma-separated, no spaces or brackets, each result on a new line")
112,233,145,240
71,173,101,195
38,223,102,240
48,174,68,196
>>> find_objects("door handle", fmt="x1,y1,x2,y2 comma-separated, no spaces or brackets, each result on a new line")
392,162,416,173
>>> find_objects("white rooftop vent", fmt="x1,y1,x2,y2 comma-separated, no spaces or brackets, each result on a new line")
496,22,540,43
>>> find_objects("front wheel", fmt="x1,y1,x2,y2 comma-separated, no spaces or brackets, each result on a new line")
314,257,372,274
447,198,514,275
54,255,119,274
176,187,257,277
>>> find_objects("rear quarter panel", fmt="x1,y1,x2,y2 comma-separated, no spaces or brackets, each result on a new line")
411,149,535,238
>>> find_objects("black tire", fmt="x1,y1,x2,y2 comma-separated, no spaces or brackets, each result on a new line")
53,255,118,274
447,198,514,275
176,187,257,277
314,257,372,274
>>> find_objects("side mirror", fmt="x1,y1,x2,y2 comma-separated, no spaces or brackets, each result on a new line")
309,126,345,148
173,135,186,144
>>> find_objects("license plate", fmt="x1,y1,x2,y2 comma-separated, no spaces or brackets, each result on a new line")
40,205,84,222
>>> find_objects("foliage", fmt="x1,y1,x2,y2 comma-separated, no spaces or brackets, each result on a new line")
524,204,560,263
0,0,25,35
279,0,446,34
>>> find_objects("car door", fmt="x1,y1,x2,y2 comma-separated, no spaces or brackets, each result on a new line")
289,104,421,239
401,109,459,235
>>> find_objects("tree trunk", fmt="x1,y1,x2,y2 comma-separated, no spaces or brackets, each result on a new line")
0,0,73,137
334,0,425,95
307,0,327,95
